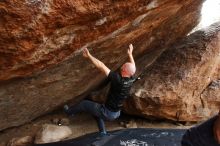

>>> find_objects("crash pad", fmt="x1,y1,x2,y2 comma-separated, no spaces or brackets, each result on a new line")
35,128,186,146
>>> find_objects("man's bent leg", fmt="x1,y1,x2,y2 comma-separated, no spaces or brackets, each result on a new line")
95,117,107,135
64,100,108,135
64,100,102,117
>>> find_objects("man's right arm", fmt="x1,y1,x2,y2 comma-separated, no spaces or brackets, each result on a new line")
83,48,110,76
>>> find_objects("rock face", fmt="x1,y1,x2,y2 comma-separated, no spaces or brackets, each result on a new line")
0,0,202,81
124,22,220,122
0,0,202,130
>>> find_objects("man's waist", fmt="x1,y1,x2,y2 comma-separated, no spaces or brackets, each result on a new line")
105,104,121,112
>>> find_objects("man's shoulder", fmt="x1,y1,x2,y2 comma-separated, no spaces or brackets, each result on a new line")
108,71,121,80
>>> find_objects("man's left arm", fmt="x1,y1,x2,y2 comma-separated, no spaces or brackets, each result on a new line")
127,44,136,66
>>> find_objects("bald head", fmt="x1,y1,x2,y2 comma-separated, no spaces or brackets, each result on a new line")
120,62,136,77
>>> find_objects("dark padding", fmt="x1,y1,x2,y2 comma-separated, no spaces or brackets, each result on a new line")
35,128,186,146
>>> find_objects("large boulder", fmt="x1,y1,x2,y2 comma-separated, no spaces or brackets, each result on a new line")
124,22,220,122
0,0,202,130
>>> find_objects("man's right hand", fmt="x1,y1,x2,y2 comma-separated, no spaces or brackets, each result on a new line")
214,113,220,144
82,47,110,76
82,48,91,58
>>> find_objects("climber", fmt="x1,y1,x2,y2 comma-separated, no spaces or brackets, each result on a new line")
63,44,136,137
181,110,220,146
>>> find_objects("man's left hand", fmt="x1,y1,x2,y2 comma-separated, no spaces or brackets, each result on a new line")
128,44,133,56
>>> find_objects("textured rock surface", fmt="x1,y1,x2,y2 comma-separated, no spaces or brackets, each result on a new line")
0,0,202,130
0,0,202,81
124,22,220,122
200,80,220,114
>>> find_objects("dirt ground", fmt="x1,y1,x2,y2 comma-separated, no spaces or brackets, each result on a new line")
0,110,196,145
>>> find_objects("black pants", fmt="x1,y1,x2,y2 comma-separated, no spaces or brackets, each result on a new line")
64,100,120,134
